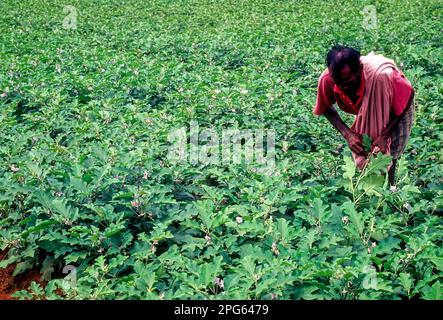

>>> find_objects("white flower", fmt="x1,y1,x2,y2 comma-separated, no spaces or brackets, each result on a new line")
342,216,349,224
271,242,279,255
143,170,150,180
240,89,248,94
205,234,211,243
150,240,158,253
371,242,377,248
10,164,19,172
403,202,413,213
214,277,224,289
282,141,289,153
236,216,243,224
390,185,398,193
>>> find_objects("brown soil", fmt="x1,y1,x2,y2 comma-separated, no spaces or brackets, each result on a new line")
0,249,47,300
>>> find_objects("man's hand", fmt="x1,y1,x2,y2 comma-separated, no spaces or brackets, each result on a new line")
324,107,366,156
372,131,389,154
345,131,365,155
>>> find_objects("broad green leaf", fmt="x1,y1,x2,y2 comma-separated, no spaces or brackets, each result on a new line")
364,154,392,176
242,256,256,275
311,198,327,224
343,156,356,180
277,218,289,243
342,201,364,235
21,220,58,238
399,273,412,293
430,258,443,272
359,174,385,194
363,134,372,153
13,260,33,276
422,281,441,300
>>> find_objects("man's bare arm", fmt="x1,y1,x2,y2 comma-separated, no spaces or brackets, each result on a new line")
372,89,415,153
383,89,415,137
323,106,365,155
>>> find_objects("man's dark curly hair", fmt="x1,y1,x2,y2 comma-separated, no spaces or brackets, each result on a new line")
326,45,361,80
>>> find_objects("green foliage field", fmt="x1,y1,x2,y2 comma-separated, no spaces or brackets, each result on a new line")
0,0,442,299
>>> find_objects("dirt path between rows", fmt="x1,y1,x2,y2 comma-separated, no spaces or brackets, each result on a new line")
0,249,46,300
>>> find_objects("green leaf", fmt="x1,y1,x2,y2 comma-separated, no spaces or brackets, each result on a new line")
343,156,356,180
311,198,327,224
13,260,33,276
64,251,89,264
21,220,57,238
70,176,88,193
33,190,53,209
422,281,441,300
22,245,36,258
277,218,289,243
242,256,256,275
196,200,214,230
359,174,385,194
27,162,43,179
145,272,156,291
430,258,443,272
342,201,364,236
399,273,412,293
29,281,45,296
104,223,125,238
0,255,19,268
364,154,392,176
40,256,55,282
200,263,212,287
11,290,33,300
363,134,372,153
300,286,323,300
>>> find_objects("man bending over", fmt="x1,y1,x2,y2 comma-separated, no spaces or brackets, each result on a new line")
314,45,415,186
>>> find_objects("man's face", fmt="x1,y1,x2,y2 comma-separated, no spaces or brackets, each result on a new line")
329,64,361,94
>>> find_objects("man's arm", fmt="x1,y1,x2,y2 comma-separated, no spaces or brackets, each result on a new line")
384,89,415,136
323,106,365,155
372,89,415,153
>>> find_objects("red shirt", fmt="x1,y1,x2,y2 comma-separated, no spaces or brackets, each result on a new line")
313,66,413,117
